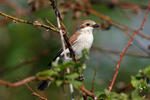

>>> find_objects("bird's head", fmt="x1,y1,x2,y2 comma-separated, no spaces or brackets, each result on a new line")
76,20,99,32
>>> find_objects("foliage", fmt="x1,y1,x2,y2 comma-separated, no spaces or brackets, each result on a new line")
36,49,89,88
79,66,150,100
36,49,150,100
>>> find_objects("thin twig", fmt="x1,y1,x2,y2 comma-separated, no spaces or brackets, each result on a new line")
117,83,132,93
0,0,28,16
91,69,97,93
62,2,150,40
83,94,88,100
122,30,150,55
25,83,47,100
92,46,150,58
108,2,150,92
45,18,58,30
0,76,36,87
0,12,59,32
49,0,77,62
0,50,51,76
0,75,97,100
0,76,47,100
79,86,97,100
49,0,75,100
92,0,147,10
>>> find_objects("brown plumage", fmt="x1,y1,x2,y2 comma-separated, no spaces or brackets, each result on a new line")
48,32,81,66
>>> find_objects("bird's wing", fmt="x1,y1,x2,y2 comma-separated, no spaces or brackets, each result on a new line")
69,32,80,45
48,33,80,66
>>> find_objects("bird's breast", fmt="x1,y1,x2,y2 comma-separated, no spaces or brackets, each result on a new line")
72,33,93,56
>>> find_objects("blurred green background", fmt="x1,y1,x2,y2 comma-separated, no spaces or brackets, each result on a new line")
0,0,150,100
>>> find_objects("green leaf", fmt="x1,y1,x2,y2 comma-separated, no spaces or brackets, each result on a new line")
131,90,145,100
78,49,89,63
65,73,80,79
69,80,82,88
95,91,107,99
143,66,150,79
131,76,140,88
110,92,128,100
131,75,147,92
36,70,57,77
55,61,75,70
79,97,84,100
55,80,63,87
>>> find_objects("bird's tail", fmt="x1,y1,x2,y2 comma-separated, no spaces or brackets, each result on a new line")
37,79,51,91
37,56,60,91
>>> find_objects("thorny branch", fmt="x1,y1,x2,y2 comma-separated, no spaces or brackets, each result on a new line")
108,2,150,92
0,12,59,32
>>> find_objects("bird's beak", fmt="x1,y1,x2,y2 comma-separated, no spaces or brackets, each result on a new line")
93,24,99,28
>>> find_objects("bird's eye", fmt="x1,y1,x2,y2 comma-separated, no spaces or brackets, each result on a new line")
86,23,90,26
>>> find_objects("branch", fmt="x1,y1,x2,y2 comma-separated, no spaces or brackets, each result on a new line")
61,2,150,40
0,50,51,77
79,86,97,100
0,12,59,32
0,76,47,100
91,69,97,93
0,76,36,87
108,2,150,92
92,0,147,13
0,0,28,16
49,0,77,62
117,83,132,93
49,0,76,100
0,75,97,100
92,46,150,58
25,83,47,100
122,30,150,55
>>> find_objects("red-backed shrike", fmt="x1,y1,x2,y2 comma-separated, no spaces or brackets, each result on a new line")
38,20,99,90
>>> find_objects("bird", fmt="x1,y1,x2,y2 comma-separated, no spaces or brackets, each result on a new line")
37,20,99,91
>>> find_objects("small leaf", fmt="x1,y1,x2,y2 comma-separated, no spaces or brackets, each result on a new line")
131,90,145,100
36,70,57,77
51,62,58,67
57,61,75,70
79,97,84,100
56,80,63,86
131,76,147,91
65,73,80,79
131,76,140,88
143,66,150,79
69,80,82,88
95,91,107,99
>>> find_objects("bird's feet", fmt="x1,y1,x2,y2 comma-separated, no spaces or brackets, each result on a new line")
77,74,85,81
